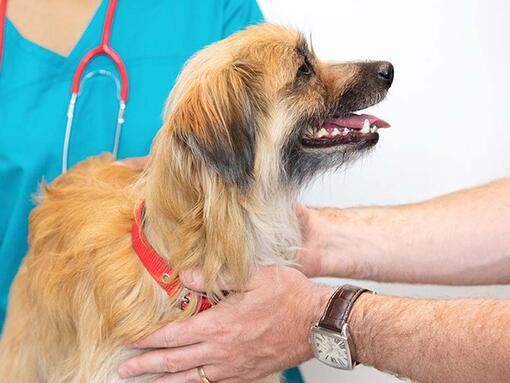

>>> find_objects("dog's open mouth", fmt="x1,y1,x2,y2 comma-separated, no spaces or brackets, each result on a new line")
301,113,390,148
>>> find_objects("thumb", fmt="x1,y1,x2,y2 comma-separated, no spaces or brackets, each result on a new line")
179,270,235,292
180,266,279,292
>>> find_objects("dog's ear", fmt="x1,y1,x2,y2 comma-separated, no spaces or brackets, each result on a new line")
171,61,264,188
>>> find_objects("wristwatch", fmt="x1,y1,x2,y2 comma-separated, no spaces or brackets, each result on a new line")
310,285,372,370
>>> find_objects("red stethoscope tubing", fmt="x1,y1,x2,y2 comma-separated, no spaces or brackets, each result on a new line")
72,0,129,102
0,0,129,103
0,0,7,73
0,0,129,173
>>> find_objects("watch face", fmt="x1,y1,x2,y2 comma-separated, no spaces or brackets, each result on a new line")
311,326,352,369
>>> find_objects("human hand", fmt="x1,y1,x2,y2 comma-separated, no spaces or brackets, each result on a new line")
294,203,324,277
296,204,377,280
118,266,334,382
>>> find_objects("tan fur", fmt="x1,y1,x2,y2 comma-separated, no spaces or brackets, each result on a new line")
0,24,372,382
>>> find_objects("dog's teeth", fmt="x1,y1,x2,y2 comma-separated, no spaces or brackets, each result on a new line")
370,125,378,133
316,128,328,138
342,128,349,136
332,128,340,136
361,119,370,134
306,127,314,135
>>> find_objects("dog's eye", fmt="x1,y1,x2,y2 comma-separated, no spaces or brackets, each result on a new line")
297,57,313,77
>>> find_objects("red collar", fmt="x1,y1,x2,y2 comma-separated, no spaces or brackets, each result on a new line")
131,201,213,312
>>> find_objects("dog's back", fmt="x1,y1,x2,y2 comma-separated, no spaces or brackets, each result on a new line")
0,155,174,382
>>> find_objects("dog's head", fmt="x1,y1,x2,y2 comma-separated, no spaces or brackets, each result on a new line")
163,24,393,191
146,24,393,292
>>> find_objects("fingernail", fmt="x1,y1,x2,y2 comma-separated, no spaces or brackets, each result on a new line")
180,270,195,285
118,366,131,378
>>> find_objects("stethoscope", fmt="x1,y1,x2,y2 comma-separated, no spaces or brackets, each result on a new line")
0,0,129,174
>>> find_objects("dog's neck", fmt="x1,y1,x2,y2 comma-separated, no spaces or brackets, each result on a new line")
240,188,301,266
140,153,300,291
146,192,299,259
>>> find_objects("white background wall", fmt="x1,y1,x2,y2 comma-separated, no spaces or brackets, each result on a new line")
257,1,510,382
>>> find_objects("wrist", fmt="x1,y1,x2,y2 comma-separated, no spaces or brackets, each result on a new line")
303,284,336,359
296,207,325,277
348,292,381,367
310,285,374,370
312,284,337,323
316,207,398,280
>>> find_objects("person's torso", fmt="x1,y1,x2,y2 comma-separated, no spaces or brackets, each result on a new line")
0,0,263,328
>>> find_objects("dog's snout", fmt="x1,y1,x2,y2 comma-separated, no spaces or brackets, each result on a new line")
376,61,394,86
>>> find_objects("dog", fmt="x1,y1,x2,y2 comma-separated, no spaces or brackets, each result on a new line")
0,24,393,382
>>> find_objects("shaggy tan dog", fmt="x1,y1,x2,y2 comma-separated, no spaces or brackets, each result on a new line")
0,24,393,382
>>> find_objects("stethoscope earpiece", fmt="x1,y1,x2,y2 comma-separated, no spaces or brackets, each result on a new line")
0,0,129,174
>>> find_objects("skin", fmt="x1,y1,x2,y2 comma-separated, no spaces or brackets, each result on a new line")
298,178,510,284
7,0,102,57
11,3,508,380
119,267,334,383
117,177,510,382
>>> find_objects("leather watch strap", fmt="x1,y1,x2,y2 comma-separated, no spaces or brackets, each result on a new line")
318,285,369,332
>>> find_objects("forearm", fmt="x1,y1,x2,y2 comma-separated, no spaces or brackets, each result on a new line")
311,178,510,284
349,294,510,383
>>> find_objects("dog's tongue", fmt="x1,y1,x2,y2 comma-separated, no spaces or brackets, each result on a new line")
325,114,391,130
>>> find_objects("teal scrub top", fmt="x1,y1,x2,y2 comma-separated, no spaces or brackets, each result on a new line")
0,2,304,381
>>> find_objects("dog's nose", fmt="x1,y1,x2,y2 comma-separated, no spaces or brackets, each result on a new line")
377,62,394,86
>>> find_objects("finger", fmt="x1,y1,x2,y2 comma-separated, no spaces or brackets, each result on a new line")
130,302,238,349
293,202,308,219
180,269,234,292
152,365,234,383
180,266,278,293
130,318,206,349
118,344,222,378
